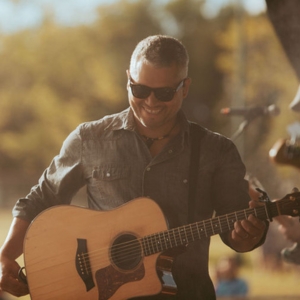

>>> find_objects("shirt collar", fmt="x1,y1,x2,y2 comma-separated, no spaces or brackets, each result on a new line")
104,107,190,136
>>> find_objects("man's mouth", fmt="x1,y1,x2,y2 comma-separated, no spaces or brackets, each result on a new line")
143,106,162,115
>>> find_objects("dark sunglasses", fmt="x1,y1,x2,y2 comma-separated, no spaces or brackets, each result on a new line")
129,77,186,102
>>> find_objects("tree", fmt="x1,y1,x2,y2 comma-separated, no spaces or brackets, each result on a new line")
215,9,299,197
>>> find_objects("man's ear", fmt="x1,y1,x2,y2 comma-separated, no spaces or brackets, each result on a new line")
183,77,192,99
126,70,130,89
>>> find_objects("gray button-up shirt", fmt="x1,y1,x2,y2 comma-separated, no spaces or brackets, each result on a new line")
13,107,253,299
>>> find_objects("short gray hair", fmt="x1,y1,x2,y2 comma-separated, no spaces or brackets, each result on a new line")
129,35,189,75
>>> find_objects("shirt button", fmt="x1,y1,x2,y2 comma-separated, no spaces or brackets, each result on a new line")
106,172,111,177
183,179,188,184
168,149,173,154
146,167,151,171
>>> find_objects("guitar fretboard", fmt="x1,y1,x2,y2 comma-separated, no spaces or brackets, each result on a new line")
142,202,277,256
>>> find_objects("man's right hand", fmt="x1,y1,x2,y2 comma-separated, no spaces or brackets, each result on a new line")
0,217,31,297
0,254,29,297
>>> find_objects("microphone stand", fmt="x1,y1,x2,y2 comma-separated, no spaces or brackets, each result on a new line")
230,113,261,141
230,119,249,141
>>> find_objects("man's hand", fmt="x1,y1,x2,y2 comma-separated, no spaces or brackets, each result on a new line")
0,217,30,297
228,199,268,252
0,254,29,297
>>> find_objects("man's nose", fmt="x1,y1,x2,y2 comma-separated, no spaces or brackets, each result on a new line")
145,91,159,105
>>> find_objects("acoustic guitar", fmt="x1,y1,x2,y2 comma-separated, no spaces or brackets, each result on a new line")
23,192,300,300
269,122,300,169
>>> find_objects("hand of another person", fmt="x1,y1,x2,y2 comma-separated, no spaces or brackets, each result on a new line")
276,215,300,243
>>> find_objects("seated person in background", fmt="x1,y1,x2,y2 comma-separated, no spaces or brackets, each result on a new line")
214,255,249,298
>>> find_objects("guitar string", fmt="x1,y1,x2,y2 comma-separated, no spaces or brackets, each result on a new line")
78,205,276,273
82,207,272,270
87,195,298,271
81,205,276,271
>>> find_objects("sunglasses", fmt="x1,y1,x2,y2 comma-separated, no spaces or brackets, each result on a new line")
129,77,186,102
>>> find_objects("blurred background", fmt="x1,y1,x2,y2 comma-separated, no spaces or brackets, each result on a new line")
0,0,300,299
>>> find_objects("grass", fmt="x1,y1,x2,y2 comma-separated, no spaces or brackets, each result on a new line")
209,235,300,297
1,209,300,299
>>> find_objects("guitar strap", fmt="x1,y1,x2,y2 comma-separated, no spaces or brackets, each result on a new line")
188,122,205,223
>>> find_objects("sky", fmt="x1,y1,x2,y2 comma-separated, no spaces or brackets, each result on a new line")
0,0,266,34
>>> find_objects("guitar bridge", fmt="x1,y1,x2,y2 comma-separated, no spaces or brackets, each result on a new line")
75,238,95,291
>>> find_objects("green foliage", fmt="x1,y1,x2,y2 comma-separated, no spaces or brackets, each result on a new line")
0,0,298,200
0,0,223,176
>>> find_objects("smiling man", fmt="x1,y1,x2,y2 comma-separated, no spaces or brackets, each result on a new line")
0,35,268,300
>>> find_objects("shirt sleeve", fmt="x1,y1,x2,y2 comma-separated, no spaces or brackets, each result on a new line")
12,126,86,222
211,137,268,249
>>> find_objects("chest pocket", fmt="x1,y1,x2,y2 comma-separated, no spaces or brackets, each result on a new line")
92,164,130,181
89,164,133,205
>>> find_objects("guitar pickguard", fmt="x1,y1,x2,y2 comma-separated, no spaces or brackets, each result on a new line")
95,263,145,300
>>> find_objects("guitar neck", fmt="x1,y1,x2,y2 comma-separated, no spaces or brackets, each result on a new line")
142,202,277,256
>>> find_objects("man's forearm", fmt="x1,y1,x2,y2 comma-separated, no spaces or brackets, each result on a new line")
0,217,30,259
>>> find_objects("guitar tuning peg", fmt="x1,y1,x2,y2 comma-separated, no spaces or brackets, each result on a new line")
255,188,271,203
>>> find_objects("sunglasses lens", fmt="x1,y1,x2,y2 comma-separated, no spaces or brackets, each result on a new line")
130,80,181,102
130,84,151,99
154,88,175,102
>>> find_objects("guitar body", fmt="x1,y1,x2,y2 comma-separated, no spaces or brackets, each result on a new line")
24,198,168,300
23,191,300,299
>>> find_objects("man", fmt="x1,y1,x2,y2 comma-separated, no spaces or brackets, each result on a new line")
0,35,267,299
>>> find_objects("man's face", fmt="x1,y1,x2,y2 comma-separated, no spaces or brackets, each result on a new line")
127,61,190,131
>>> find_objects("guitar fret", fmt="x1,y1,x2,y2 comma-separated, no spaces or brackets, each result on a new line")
161,232,167,250
141,238,148,256
202,221,208,237
183,227,188,244
178,228,183,245
144,236,150,256
171,229,177,247
212,218,221,234
196,223,201,238
145,236,151,255
155,235,160,252
189,224,195,241
226,214,231,231
263,205,270,220
155,234,162,252
228,213,236,229
210,219,215,235
204,220,212,236
218,217,222,233
149,234,155,254
167,230,173,248
158,235,163,251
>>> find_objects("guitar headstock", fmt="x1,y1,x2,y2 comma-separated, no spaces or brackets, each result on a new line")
269,122,300,169
276,191,300,217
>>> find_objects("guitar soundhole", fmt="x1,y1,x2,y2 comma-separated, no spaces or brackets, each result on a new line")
111,233,142,271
